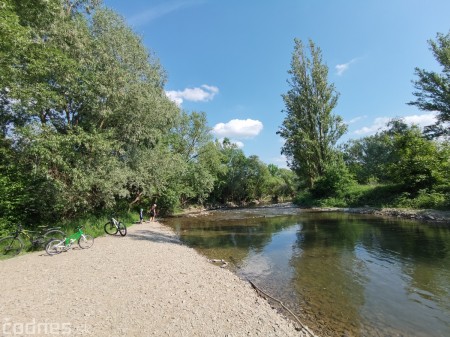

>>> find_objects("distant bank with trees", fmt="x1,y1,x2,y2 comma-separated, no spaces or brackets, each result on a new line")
279,33,449,210
0,1,448,233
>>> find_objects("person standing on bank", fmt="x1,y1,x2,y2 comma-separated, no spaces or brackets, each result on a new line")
139,208,144,224
149,204,157,222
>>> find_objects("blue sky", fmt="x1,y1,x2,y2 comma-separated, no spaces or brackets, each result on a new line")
103,0,450,167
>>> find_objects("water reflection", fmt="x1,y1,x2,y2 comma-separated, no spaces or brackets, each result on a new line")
163,206,450,337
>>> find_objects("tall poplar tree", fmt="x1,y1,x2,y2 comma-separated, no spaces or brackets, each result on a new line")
278,39,347,188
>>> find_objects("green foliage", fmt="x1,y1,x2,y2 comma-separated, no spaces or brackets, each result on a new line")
344,184,402,207
394,190,449,209
293,190,315,207
342,118,449,198
409,31,450,138
205,139,296,206
5,1,447,232
266,165,298,202
0,1,176,224
310,155,356,199
388,126,446,193
341,133,396,184
0,137,26,223
168,111,220,207
278,38,347,188
335,118,449,209
295,183,450,210
55,210,138,240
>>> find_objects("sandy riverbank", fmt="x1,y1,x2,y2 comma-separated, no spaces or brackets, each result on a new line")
0,221,316,337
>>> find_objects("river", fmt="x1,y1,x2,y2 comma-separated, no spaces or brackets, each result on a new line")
162,203,450,337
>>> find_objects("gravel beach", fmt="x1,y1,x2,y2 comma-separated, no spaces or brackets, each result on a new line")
0,221,316,337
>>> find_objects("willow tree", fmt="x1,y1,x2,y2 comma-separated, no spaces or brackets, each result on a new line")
0,1,180,222
0,0,102,223
278,39,347,188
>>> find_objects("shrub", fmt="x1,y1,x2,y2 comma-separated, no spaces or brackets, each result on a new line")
293,190,315,207
394,190,449,209
310,159,356,199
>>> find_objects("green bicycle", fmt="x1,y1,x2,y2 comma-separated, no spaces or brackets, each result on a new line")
0,224,65,258
45,226,94,255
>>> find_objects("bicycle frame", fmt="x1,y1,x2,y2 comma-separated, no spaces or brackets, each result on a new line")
63,227,85,246
45,226,93,255
111,217,119,227
1,225,66,258
103,216,127,236
8,225,63,246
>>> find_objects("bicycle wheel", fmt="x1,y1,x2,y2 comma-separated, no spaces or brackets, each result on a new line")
104,222,118,235
118,222,127,236
41,230,66,248
78,234,94,249
45,239,64,255
0,236,23,258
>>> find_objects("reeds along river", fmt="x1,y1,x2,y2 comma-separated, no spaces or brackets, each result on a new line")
162,204,450,337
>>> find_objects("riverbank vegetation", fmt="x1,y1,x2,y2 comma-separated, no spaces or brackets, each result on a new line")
1,1,448,234
0,0,296,233
281,35,449,211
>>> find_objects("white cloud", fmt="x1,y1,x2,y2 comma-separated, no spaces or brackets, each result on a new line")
402,113,437,127
272,155,288,168
165,85,219,106
353,113,438,135
165,92,183,106
354,117,390,135
346,115,367,124
335,58,358,76
233,140,245,148
335,63,350,76
128,0,205,26
212,119,263,138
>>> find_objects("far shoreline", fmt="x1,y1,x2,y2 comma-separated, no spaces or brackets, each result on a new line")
307,206,450,224
172,203,450,225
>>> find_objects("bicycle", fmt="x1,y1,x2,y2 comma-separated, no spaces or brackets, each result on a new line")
0,224,65,258
104,216,127,236
45,226,94,255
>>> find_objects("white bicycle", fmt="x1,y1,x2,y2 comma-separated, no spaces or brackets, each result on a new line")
104,216,127,236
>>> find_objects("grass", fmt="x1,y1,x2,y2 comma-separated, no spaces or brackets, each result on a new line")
0,211,140,260
295,184,450,210
60,211,139,238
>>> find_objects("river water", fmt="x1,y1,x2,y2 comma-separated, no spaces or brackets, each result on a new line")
162,203,450,337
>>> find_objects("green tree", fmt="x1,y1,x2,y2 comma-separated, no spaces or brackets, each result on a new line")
388,125,447,193
208,139,254,204
266,165,297,202
278,38,347,188
409,31,450,138
0,0,97,222
207,140,296,205
0,137,26,226
84,8,179,211
341,119,407,184
310,154,356,199
245,155,271,201
169,111,221,207
0,1,180,222
342,118,449,196
0,0,30,110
